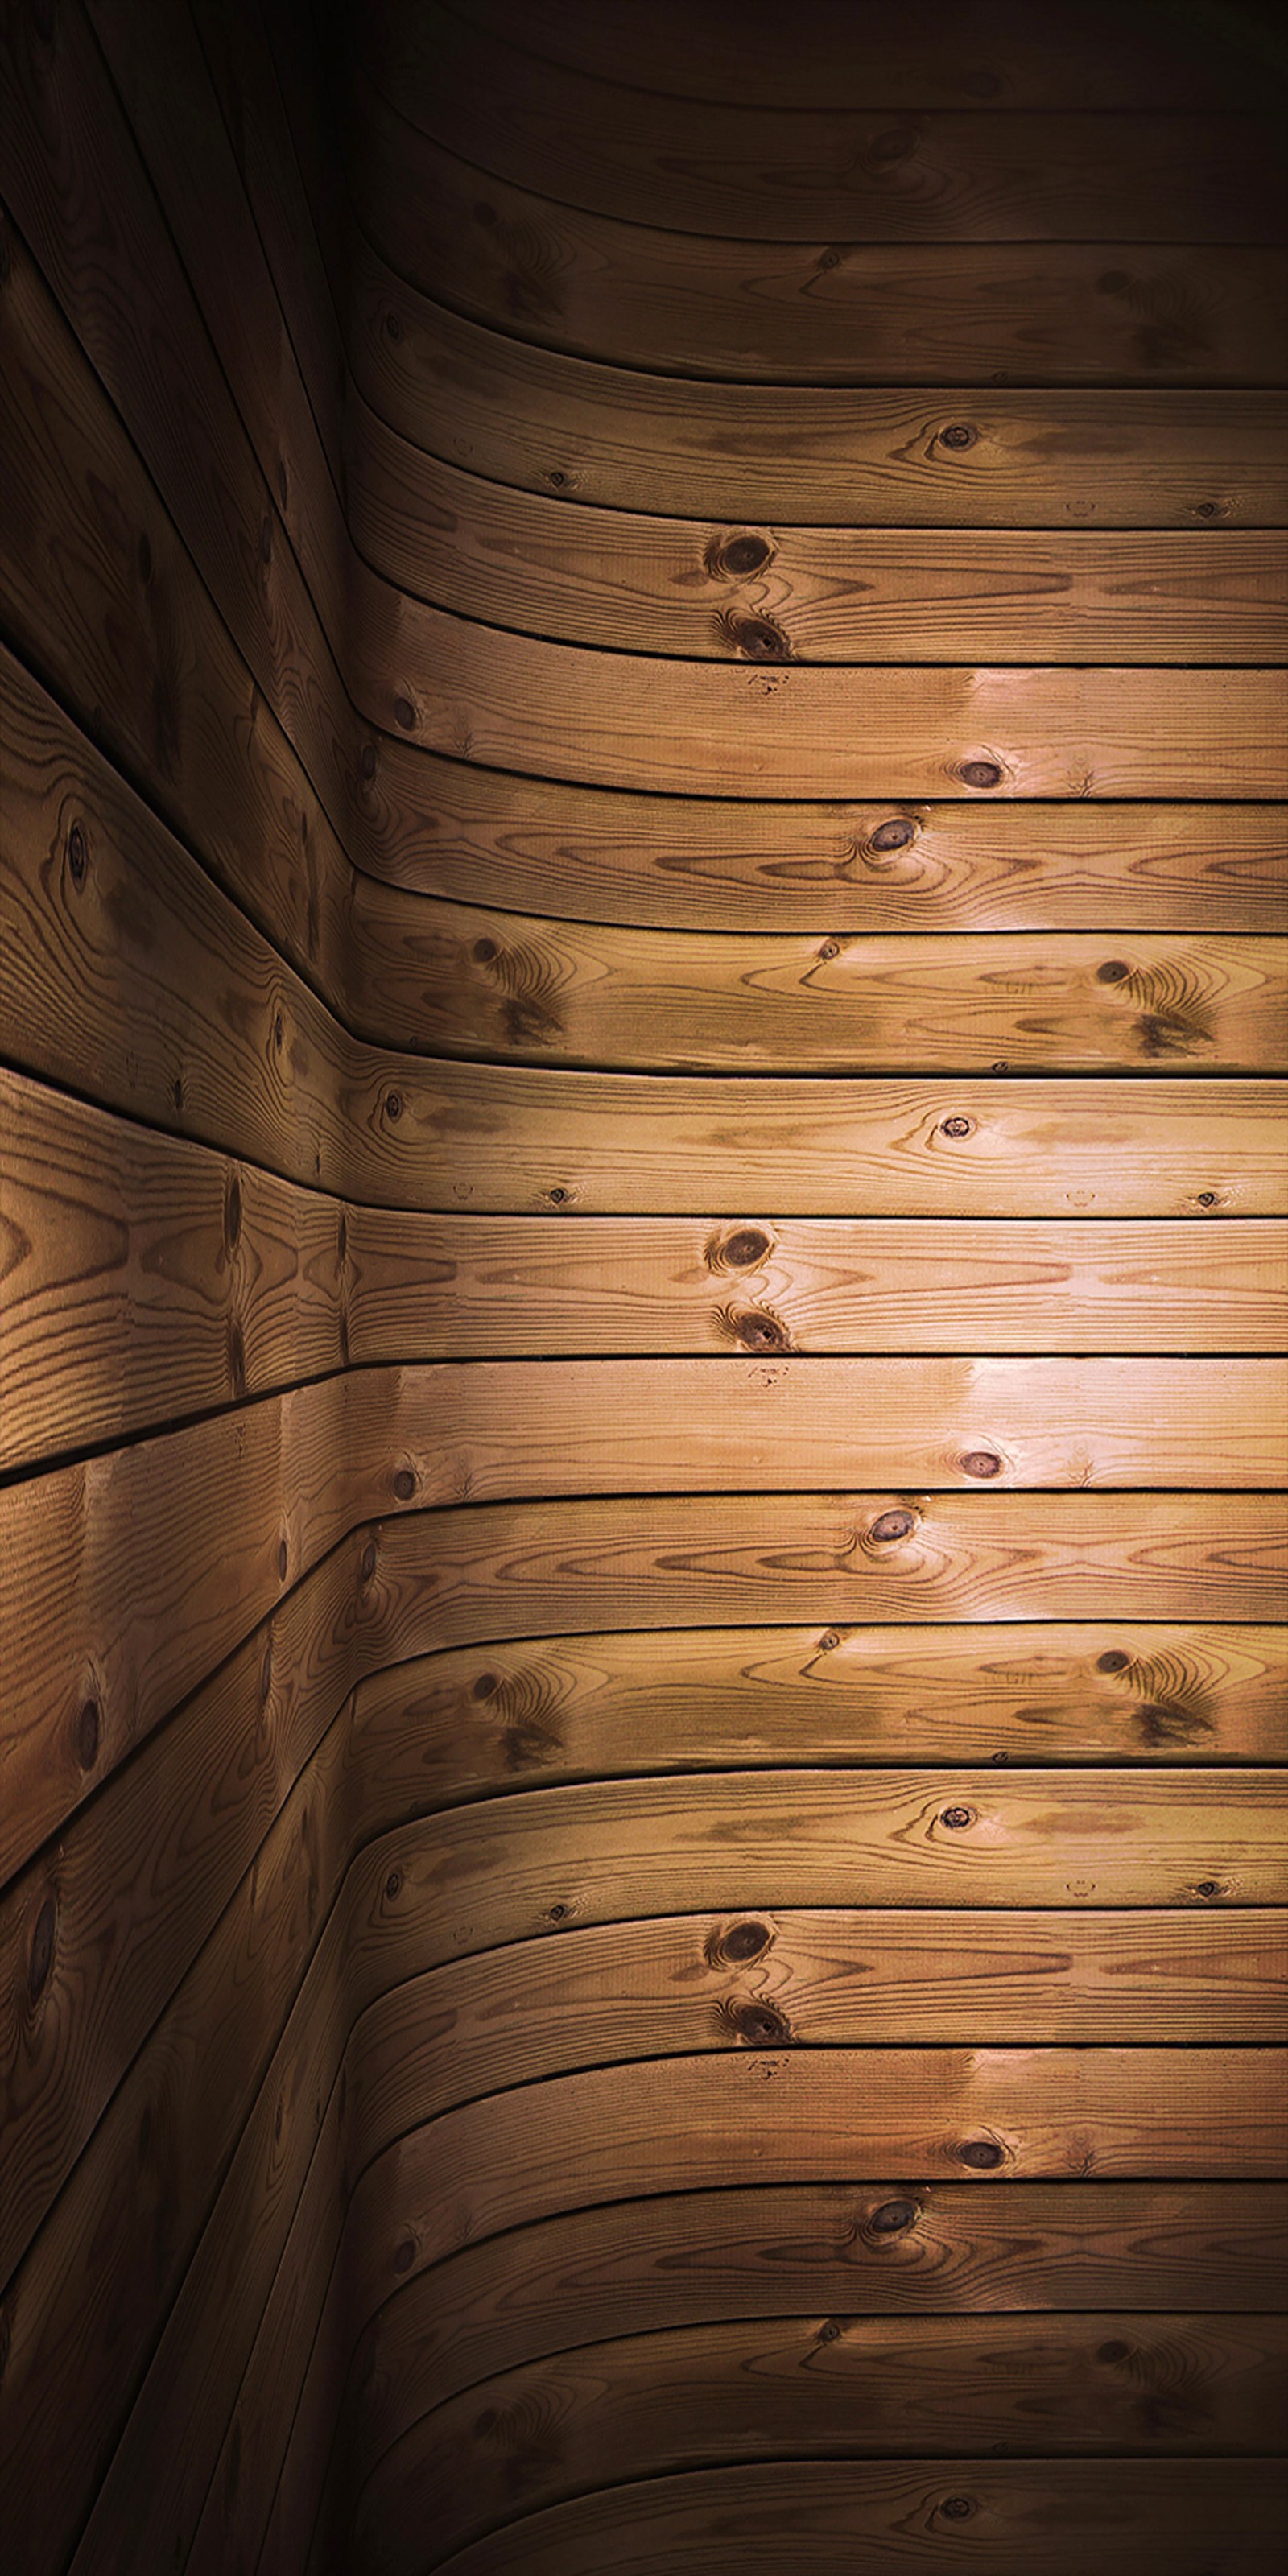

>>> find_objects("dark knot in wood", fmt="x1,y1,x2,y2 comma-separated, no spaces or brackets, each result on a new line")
730,613,791,661
472,1671,499,1702
225,1172,242,1249
732,1307,791,1353
719,533,772,576
729,2000,792,2046
1096,1649,1130,1673
722,1228,770,1269
1097,958,1131,983
869,1509,915,1543
277,1537,288,1580
392,1468,417,1502
939,423,976,450
392,2237,415,2273
393,696,416,732
958,758,1003,789
1195,1191,1219,1208
384,1869,402,1901
869,2198,918,2234
76,1699,101,1770
940,1114,973,1139
359,742,377,780
28,1898,56,2005
957,2136,1005,2169
868,816,915,852
961,1451,1001,1479
941,2496,976,2520
941,1806,975,1830
472,936,498,964
720,1920,772,1963
384,1091,402,1121
360,1542,378,1585
66,819,89,886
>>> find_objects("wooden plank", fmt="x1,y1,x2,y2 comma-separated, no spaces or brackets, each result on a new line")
360,604,1288,796
365,5,1288,241
0,1065,345,1470
353,1623,1288,1767
352,429,1288,663
0,250,353,1011
453,0,1287,113
389,1492,1288,1640
416,2457,1288,2575
369,1068,1288,1216
280,2183,1288,2576
350,898,1288,1068
356,2311,1288,2570
352,242,1288,526
353,740,1288,931
344,1212,1288,1356
346,2051,1288,2332
355,94,1288,386
6,1397,1283,1872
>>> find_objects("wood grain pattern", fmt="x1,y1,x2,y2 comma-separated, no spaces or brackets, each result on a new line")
366,3,1288,241
453,0,1288,113
424,2457,1288,2574
355,93,1288,385
353,737,1288,929
353,424,1288,662
357,2311,1288,2569
358,605,1288,796
352,245,1288,526
352,898,1288,1068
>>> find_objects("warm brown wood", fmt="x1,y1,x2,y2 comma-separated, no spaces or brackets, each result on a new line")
357,604,1288,796
279,2182,1288,2576
345,1211,1288,1355
357,2311,1288,2569
408,2456,1288,2574
353,424,1288,663
352,739,1288,930
453,0,1287,113
369,1067,1288,1215
355,93,1288,385
353,243,1288,526
366,4,1288,241
354,1622,1288,1768
351,897,1288,1068
389,1491,1288,1643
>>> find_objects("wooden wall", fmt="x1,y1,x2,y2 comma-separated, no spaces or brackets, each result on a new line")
2,0,1286,2568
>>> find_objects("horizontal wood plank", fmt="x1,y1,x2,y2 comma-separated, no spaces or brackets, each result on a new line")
353,244,1288,526
429,2456,1288,2574
366,5,1288,240
352,898,1288,1067
356,96,1288,385
353,430,1288,663
365,605,1288,795
355,741,1288,930
453,0,1286,113
345,1212,1288,1355
357,2310,1288,2570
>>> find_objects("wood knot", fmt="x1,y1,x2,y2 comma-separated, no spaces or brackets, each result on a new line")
392,1468,417,1502
1195,1191,1220,1209
940,1114,973,1139
869,1508,915,1543
546,1900,572,1925
392,2237,415,2273
868,2198,918,2234
939,423,976,450
225,1171,242,1249
28,1897,56,2004
728,613,791,661
1097,958,1131,983
76,1698,101,1769
940,1806,975,1830
960,1451,1001,1479
815,2318,844,2343
384,1091,402,1121
716,531,772,576
277,1537,288,1580
546,1184,571,1205
957,2136,1005,2169
336,1212,348,1263
818,1629,840,1651
1097,2339,1131,2364
472,1671,499,1702
547,468,572,489
472,936,499,964
393,696,416,732
868,815,916,853
957,758,1003,790
228,1319,246,1400
715,1919,772,1963
731,1306,792,1353
385,1869,402,1901
384,309,402,342
1194,1879,1222,1901
360,1542,378,1585
259,1643,274,1707
359,742,377,780
1096,1649,1130,1673
728,2000,792,2046
720,1227,770,1269
1098,269,1130,295
869,126,916,161
941,2495,976,2520
66,819,89,886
